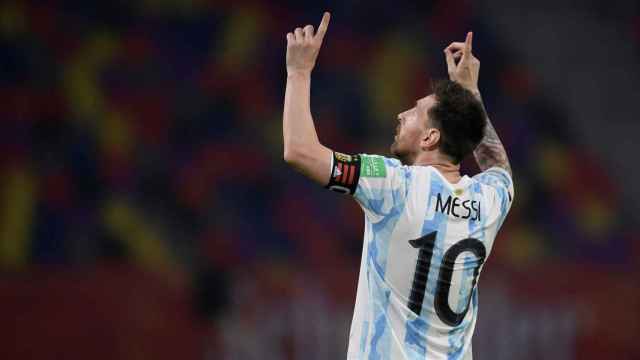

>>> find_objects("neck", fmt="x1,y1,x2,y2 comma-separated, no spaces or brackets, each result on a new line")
407,151,462,183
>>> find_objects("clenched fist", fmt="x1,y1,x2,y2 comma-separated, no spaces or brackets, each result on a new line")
286,12,330,75
444,32,480,95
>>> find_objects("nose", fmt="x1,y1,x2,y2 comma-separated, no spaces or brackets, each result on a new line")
397,108,412,122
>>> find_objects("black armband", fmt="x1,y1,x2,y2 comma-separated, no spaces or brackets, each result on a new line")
325,152,361,195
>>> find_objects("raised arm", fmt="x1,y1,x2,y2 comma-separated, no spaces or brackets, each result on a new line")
282,12,333,185
444,32,512,176
470,99,512,175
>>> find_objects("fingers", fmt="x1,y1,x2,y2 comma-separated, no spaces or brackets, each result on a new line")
444,48,456,77
445,32,473,53
446,42,466,64
294,27,304,42
444,32,473,64
288,26,315,44
445,42,466,53
460,32,473,64
287,12,331,46
315,12,331,44
303,25,314,40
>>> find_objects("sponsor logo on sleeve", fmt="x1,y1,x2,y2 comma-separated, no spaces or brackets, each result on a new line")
361,156,387,178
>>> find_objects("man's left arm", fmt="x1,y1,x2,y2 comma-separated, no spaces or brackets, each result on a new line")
444,32,512,177
282,12,334,185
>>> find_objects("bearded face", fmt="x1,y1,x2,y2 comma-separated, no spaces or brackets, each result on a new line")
391,95,437,165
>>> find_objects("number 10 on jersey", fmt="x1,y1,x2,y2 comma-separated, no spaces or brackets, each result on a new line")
408,231,486,326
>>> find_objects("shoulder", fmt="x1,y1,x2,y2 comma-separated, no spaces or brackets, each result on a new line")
470,167,514,211
473,166,512,185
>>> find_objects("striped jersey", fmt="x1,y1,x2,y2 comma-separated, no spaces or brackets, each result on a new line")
326,153,514,360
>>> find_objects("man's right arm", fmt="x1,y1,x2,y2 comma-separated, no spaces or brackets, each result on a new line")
444,32,512,176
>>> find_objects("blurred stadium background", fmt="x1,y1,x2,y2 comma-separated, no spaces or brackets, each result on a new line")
1,0,639,359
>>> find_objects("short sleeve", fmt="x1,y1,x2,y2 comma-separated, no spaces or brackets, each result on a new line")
324,152,410,219
353,154,410,219
472,167,514,216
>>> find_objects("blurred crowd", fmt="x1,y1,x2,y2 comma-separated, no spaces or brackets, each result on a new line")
1,1,639,359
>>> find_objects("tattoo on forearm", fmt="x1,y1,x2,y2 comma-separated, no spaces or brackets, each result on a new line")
473,97,512,175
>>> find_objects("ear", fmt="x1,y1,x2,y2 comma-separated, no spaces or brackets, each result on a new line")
421,128,440,150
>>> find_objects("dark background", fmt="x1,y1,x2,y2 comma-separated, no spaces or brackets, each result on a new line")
1,0,639,359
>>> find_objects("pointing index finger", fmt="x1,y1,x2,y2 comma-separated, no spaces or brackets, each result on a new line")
315,12,331,43
465,32,473,53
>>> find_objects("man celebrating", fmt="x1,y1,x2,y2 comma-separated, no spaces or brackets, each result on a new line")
283,12,513,359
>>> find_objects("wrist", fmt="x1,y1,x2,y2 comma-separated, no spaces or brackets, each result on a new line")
287,69,312,79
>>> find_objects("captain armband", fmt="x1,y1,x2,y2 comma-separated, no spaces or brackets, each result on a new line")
325,152,361,195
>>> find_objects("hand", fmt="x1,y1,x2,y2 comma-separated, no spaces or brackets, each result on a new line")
286,12,331,75
444,32,480,95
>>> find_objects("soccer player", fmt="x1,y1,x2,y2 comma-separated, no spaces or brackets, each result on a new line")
283,12,513,360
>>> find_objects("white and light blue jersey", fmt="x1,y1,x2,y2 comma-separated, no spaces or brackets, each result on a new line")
327,153,514,360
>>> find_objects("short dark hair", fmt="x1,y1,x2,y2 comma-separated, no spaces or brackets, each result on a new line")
428,80,486,164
